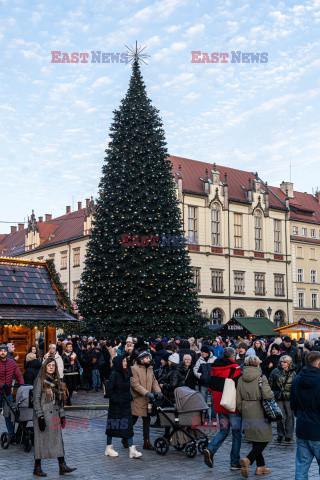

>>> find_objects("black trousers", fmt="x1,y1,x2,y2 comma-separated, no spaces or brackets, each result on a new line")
65,375,78,400
132,415,150,440
247,441,268,467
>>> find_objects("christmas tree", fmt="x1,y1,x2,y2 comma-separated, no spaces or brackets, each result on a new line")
78,53,205,337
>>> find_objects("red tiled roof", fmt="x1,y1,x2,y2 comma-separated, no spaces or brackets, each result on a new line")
168,155,285,209
270,187,320,224
0,229,26,256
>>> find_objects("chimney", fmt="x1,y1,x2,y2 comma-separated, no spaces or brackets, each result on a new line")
315,191,320,203
66,206,71,214
18,223,24,231
85,198,90,208
38,216,43,222
45,214,52,222
10,226,17,234
78,201,82,210
280,181,294,198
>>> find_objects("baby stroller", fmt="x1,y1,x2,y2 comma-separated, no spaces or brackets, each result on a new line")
0,384,34,452
153,387,209,458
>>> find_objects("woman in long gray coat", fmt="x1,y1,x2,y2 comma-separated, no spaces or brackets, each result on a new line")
236,355,274,478
33,357,77,477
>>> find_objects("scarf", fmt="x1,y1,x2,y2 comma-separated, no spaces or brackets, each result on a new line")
44,375,63,406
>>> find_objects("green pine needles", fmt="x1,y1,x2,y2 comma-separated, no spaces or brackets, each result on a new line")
78,59,206,337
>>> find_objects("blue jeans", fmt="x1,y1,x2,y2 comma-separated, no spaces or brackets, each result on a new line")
295,438,320,480
200,386,216,421
0,393,14,437
92,369,101,389
207,413,242,466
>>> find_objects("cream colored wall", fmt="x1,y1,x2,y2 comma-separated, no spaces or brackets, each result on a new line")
291,221,320,322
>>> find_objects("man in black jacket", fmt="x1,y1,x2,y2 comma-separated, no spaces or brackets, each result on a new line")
291,351,320,480
280,336,301,372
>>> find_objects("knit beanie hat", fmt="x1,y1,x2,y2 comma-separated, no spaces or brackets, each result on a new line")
0,344,8,352
138,350,151,360
271,344,281,352
168,353,180,364
201,345,210,354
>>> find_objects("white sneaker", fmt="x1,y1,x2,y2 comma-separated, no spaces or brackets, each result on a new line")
129,445,142,458
105,445,118,457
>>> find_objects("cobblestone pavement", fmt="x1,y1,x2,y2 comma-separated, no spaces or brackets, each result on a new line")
1,390,319,480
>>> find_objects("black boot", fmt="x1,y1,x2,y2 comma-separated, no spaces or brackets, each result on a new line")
59,462,77,475
33,462,47,477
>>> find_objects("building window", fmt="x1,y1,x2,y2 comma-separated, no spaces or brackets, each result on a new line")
234,214,243,249
73,247,80,267
274,274,285,296
297,269,303,282
210,308,223,325
274,220,281,253
274,310,285,327
297,246,303,258
302,228,307,236
61,251,68,270
212,269,223,293
310,248,316,260
48,253,55,259
211,203,220,246
298,292,304,308
293,226,298,235
255,273,265,295
192,268,201,292
312,293,318,309
254,211,262,251
254,309,265,317
188,206,198,244
37,256,44,261
311,270,317,283
311,229,315,238
73,281,80,300
234,271,245,294
233,309,245,318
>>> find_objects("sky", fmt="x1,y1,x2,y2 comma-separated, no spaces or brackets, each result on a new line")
0,0,320,233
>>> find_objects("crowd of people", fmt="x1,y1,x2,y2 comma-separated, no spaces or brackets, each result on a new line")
0,332,320,479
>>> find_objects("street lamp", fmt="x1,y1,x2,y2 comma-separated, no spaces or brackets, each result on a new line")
267,306,272,320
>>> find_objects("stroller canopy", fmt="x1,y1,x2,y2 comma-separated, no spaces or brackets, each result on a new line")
174,387,209,413
16,385,33,408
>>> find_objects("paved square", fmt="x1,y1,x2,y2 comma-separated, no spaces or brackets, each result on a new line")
0,390,319,480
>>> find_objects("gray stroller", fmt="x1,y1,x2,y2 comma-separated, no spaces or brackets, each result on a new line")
0,384,34,452
153,387,209,458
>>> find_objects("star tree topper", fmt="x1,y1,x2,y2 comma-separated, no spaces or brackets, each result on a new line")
125,41,151,65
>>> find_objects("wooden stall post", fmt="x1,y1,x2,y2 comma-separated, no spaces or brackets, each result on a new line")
45,326,57,353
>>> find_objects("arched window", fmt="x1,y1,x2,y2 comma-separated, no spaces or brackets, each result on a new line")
211,203,220,246
274,310,285,327
254,210,262,251
254,309,265,318
233,309,245,318
210,308,223,325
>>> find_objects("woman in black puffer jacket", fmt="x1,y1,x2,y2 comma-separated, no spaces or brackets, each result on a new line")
24,353,42,385
160,353,183,405
105,355,142,458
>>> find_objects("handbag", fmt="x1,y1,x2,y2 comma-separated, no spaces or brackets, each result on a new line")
220,369,237,412
258,376,283,422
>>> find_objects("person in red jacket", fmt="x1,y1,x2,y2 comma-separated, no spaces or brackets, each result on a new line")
0,344,24,441
203,347,242,471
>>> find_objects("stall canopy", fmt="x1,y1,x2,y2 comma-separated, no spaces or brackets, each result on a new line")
206,317,277,337
0,257,78,327
273,320,320,341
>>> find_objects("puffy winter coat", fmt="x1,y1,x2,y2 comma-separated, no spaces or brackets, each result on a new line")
131,363,161,417
24,359,42,385
261,354,280,378
236,366,274,443
0,358,24,394
209,357,242,414
105,355,134,439
161,364,183,404
290,366,320,441
181,364,198,390
269,365,296,401
193,352,216,387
